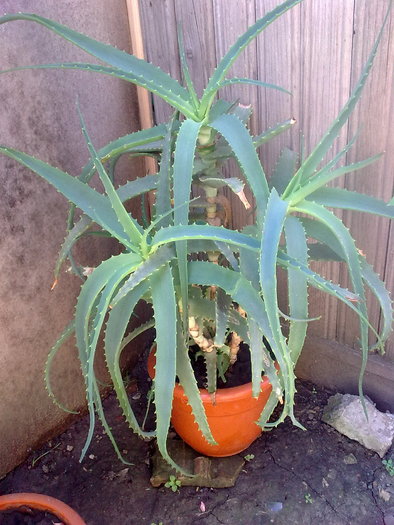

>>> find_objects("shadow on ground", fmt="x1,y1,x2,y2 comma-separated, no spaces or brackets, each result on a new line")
1,356,394,525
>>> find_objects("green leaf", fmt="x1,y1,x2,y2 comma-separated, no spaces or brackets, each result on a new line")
111,245,176,307
306,187,394,219
248,318,279,399
177,24,199,109
155,115,178,225
300,217,393,351
212,77,291,96
54,214,92,282
284,216,308,362
77,102,143,247
361,260,393,351
79,125,167,184
293,200,370,400
45,320,78,414
175,314,216,445
283,3,391,198
0,146,136,249
199,0,302,116
0,14,196,117
150,264,182,473
253,118,296,148
74,252,141,459
173,119,204,332
55,174,159,281
259,190,298,426
152,223,259,253
269,148,298,195
288,153,383,205
210,113,269,224
105,280,154,438
215,288,233,347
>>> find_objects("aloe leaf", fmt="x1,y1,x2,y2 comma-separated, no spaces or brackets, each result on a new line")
283,4,391,198
55,175,159,281
269,148,298,195
205,350,218,396
214,242,239,271
0,146,135,249
361,260,393,351
248,318,279,399
177,24,199,109
105,280,154,438
188,260,286,417
75,253,141,459
173,119,204,331
155,115,178,225
152,223,259,253
211,77,291,96
77,103,143,247
289,153,383,205
284,216,308,362
300,217,393,350
175,314,216,445
253,118,296,148
278,250,359,304
306,187,394,219
0,14,196,117
259,190,299,425
210,113,269,224
111,245,176,307
119,319,155,352
150,264,185,473
258,389,281,428
91,381,133,465
79,125,166,184
293,200,370,399
306,243,343,261
54,215,92,282
45,320,78,414
199,0,302,116
215,289,232,347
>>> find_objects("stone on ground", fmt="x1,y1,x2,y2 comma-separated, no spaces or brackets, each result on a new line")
322,393,394,457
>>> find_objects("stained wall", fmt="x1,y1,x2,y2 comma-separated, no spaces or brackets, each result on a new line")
0,1,144,477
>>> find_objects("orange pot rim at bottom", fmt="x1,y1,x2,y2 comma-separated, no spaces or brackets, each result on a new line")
0,493,86,525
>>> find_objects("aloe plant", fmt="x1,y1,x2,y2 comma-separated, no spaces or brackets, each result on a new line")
1,0,393,473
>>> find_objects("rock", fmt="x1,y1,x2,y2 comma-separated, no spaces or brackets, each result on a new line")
343,453,358,465
322,393,394,457
379,488,391,502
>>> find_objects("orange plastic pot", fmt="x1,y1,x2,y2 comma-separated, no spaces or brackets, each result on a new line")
0,493,86,525
147,349,273,457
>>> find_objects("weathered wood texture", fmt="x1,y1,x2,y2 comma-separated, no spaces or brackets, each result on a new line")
139,0,394,364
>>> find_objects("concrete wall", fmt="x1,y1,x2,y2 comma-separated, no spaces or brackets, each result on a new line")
0,1,144,477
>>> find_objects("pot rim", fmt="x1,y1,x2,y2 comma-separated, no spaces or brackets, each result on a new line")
148,345,273,402
0,493,86,525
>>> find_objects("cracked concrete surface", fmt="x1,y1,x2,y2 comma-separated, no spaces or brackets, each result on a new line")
1,378,393,524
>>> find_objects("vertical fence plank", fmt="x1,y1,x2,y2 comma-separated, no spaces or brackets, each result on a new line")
139,0,180,123
211,1,258,228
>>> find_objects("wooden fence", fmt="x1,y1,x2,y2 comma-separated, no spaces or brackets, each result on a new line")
138,0,394,406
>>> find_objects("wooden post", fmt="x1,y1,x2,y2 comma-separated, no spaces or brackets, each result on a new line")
125,0,157,213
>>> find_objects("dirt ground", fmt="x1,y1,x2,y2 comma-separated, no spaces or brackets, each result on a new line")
2,355,394,525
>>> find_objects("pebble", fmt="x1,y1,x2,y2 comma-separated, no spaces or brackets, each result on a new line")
343,453,358,465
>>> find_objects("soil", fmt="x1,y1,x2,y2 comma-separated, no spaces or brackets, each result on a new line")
1,349,394,525
0,508,59,524
191,343,252,389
